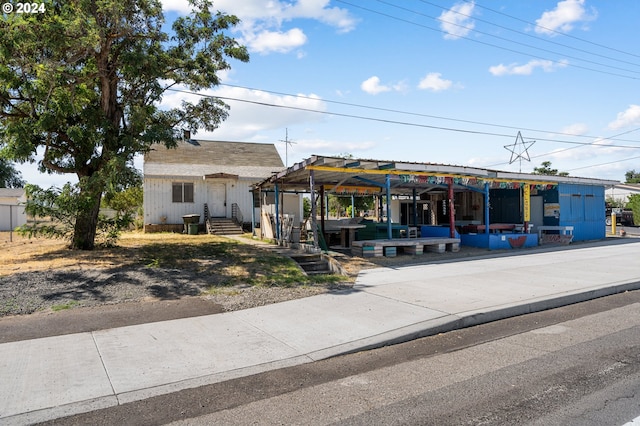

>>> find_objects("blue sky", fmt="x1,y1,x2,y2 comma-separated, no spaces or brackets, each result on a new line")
19,0,640,187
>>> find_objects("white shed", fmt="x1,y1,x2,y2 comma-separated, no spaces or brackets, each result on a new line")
143,140,286,231
0,188,27,231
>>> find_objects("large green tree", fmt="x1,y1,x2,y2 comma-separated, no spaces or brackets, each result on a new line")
0,159,25,188
0,0,248,249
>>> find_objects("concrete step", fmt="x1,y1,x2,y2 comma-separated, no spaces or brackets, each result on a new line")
297,260,330,272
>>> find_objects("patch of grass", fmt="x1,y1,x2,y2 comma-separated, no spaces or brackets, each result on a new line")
51,301,80,311
0,298,19,315
203,287,243,296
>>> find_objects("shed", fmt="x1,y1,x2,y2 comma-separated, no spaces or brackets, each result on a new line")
0,188,27,231
143,140,291,232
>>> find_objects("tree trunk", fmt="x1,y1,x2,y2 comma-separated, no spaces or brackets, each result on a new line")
71,183,102,250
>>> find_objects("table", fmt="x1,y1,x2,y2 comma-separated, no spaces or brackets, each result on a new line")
339,224,365,248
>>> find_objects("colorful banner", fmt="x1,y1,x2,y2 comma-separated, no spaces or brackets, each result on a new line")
523,184,531,222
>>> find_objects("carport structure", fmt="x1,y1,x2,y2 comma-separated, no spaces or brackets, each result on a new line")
255,155,581,250
254,155,617,249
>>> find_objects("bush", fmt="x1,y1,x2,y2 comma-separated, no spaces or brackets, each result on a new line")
627,194,640,225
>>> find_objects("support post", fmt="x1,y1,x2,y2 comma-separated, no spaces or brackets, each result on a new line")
9,205,13,243
320,185,325,239
386,174,392,240
251,189,256,237
448,179,455,238
310,170,318,248
412,187,418,227
351,195,355,218
275,182,280,241
484,182,491,246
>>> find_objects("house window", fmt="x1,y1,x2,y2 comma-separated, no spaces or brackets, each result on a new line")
172,182,194,203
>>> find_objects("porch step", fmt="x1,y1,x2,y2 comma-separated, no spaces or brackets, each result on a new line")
289,253,331,275
208,218,243,235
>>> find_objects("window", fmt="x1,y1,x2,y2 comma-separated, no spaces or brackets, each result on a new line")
172,182,194,203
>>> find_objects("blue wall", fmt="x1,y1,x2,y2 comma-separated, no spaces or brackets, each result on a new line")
461,233,538,250
558,183,606,241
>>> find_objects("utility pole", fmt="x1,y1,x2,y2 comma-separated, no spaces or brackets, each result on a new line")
279,128,297,167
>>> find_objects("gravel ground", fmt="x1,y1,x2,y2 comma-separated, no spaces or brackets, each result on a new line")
0,265,339,317
0,242,495,318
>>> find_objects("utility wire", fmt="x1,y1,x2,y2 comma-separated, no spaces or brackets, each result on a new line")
566,155,640,172
417,0,640,69
471,0,640,60
483,127,640,169
335,0,640,80
375,0,640,75
169,86,640,150
221,83,640,145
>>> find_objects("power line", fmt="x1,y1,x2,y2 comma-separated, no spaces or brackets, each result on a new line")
375,0,640,76
416,0,640,70
220,83,640,145
471,0,640,61
169,86,640,150
483,127,640,169
565,155,640,172
335,0,640,80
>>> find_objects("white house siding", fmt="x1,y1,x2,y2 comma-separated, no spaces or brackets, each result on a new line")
0,192,27,231
606,184,640,205
143,177,259,225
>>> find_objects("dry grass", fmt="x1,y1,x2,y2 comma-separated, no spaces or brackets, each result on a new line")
0,231,347,287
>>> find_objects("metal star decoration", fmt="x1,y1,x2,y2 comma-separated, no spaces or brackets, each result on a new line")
504,131,535,172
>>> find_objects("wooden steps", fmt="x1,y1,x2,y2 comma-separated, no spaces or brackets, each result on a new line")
208,218,243,235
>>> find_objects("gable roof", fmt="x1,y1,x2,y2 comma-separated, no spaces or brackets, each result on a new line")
145,140,283,167
144,140,284,179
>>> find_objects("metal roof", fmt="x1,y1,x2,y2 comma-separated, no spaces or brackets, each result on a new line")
255,155,619,195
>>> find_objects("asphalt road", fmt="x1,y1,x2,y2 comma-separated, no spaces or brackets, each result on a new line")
45,289,640,426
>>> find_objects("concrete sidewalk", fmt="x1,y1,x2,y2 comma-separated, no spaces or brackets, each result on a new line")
2,240,640,425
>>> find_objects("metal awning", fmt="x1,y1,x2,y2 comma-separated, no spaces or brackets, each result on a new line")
253,155,586,194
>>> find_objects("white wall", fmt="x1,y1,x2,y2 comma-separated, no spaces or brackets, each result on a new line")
261,193,303,226
143,177,258,225
606,186,640,204
0,204,27,231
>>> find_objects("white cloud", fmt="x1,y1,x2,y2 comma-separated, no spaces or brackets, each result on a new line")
535,0,597,36
560,123,589,136
608,105,640,130
418,73,453,92
161,0,357,55
438,1,475,40
281,0,358,33
361,76,391,95
489,59,569,76
244,28,307,54
158,85,327,140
